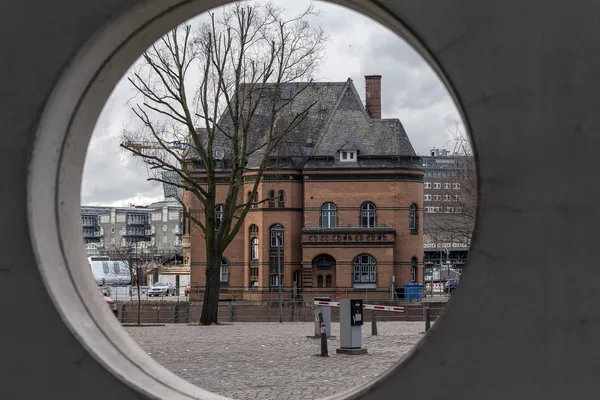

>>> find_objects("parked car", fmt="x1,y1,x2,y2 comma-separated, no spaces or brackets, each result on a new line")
184,283,191,296
103,293,119,318
149,281,175,297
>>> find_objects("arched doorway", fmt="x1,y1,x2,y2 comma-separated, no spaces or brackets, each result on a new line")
312,254,336,290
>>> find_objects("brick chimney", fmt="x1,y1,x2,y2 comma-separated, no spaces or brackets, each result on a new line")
365,75,382,119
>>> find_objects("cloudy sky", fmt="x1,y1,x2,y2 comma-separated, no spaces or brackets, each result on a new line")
81,0,461,207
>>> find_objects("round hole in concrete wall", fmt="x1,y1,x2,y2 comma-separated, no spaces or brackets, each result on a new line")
27,0,473,399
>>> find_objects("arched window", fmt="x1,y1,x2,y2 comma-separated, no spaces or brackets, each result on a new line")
278,190,285,208
220,259,229,283
113,262,120,274
326,275,332,288
251,238,259,261
353,254,376,285
102,262,109,275
215,205,224,231
317,275,323,288
268,190,275,208
409,204,418,234
411,257,418,283
249,224,258,236
321,203,337,228
270,224,284,247
360,202,376,227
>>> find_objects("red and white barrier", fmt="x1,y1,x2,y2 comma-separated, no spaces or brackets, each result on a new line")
314,300,404,313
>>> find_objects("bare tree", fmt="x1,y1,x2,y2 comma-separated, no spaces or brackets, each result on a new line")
120,2,326,324
105,243,152,325
424,119,477,249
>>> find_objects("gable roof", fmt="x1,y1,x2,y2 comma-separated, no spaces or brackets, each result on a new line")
188,77,420,170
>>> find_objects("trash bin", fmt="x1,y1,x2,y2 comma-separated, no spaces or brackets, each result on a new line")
404,283,423,300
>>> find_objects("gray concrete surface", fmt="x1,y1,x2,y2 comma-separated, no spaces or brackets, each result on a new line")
125,322,424,400
6,0,600,399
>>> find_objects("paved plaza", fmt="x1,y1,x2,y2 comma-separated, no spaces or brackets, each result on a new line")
125,321,426,400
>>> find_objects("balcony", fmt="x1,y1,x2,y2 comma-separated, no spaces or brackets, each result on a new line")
122,229,151,237
126,214,150,225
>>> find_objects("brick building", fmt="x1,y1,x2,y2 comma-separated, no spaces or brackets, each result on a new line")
184,75,424,301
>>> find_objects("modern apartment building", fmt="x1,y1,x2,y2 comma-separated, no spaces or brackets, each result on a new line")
421,147,474,276
184,75,425,301
81,201,183,260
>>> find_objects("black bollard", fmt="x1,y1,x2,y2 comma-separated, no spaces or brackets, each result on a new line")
228,302,233,322
371,309,378,336
319,312,328,357
425,307,431,332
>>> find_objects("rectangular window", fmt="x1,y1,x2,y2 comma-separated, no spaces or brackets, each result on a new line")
434,182,441,189
100,214,110,223
433,194,441,201
436,206,443,213
116,214,126,222
220,265,228,283
455,207,463,213
444,183,452,189
369,265,376,282
424,182,432,189
445,207,452,213
251,239,259,261
168,211,179,221
454,195,460,202
361,265,370,282
152,212,161,221
270,275,282,287
270,232,283,247
444,194,452,201
424,194,432,201
340,151,356,162
453,183,461,189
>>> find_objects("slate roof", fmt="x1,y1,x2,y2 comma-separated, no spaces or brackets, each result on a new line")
188,78,420,170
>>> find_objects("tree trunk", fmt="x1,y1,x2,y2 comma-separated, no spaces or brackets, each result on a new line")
200,250,221,325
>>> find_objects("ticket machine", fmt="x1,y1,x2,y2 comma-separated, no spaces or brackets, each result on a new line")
338,299,367,354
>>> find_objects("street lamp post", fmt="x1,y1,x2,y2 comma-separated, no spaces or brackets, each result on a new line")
277,233,283,323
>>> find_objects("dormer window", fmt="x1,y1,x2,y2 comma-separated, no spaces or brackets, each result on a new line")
340,150,357,162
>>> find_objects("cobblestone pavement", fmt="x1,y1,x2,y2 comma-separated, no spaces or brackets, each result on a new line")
124,322,425,400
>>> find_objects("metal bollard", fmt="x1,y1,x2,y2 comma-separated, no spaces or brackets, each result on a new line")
228,302,233,322
290,303,295,322
371,309,378,336
319,312,328,357
425,306,431,332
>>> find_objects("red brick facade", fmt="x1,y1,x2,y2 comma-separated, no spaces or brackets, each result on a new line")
184,169,424,301
183,76,424,302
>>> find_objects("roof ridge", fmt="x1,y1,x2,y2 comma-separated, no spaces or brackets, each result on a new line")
310,78,353,155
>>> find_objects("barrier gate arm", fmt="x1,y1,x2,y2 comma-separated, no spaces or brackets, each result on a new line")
314,301,405,313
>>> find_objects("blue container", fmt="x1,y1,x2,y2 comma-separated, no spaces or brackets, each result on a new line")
404,283,423,300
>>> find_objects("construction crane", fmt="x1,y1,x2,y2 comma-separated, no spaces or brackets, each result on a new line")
121,140,189,151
